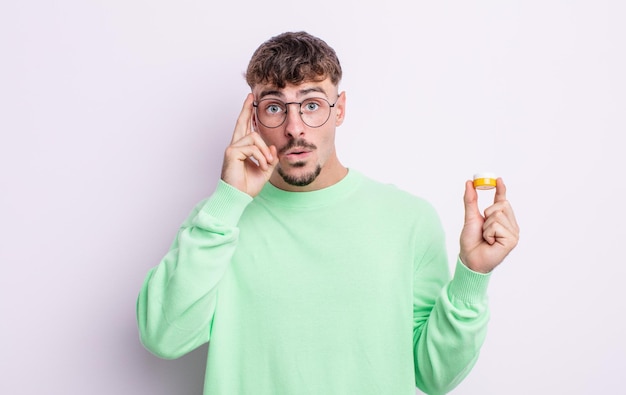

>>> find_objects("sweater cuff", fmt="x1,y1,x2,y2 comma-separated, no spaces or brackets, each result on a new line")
448,257,491,304
198,180,253,227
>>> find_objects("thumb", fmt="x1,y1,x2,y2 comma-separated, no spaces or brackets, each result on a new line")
463,180,482,223
269,145,278,166
494,177,507,203
264,145,279,174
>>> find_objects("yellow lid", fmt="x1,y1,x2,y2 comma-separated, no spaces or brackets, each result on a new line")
473,172,497,190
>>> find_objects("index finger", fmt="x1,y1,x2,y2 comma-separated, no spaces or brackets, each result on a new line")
463,180,482,223
494,177,507,203
231,93,255,144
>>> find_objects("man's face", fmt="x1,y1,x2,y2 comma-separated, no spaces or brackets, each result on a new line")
252,78,346,191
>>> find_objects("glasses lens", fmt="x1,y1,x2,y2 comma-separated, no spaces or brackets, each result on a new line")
300,98,331,128
256,100,287,128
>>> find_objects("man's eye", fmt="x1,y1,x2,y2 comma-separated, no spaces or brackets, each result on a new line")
266,104,283,114
304,102,320,112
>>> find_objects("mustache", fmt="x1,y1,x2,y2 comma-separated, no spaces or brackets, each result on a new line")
278,139,317,155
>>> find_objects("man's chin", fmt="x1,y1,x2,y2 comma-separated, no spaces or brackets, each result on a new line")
277,165,322,187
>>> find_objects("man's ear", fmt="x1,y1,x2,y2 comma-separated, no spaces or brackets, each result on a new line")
335,91,347,126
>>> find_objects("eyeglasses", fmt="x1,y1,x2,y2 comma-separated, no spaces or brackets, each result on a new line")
253,95,340,129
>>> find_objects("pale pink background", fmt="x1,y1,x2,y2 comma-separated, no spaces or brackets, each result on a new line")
1,1,624,394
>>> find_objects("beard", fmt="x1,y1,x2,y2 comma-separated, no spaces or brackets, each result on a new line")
277,163,322,187
276,138,321,187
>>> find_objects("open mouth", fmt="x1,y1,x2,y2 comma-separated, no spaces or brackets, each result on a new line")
284,147,312,157
279,140,317,156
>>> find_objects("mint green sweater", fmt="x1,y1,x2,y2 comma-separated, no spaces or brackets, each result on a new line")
137,170,491,395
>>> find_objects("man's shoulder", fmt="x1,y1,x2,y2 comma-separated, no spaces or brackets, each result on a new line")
353,171,436,212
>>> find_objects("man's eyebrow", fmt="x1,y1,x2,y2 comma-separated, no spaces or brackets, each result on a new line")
257,86,329,100
297,87,327,97
258,89,284,100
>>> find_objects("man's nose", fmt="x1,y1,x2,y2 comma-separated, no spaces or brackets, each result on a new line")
284,103,305,137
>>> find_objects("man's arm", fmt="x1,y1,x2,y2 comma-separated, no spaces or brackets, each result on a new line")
136,94,277,359
412,179,519,394
136,183,251,359
413,255,490,394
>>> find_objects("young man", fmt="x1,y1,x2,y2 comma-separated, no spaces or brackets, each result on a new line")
137,31,519,394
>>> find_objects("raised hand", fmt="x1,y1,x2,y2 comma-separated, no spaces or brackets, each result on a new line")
221,94,278,197
459,178,520,274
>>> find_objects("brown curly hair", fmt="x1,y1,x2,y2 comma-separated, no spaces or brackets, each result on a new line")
245,31,342,89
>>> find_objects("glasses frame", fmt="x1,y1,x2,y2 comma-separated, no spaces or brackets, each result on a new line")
252,94,341,129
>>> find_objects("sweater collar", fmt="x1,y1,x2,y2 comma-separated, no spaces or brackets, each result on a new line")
257,169,361,209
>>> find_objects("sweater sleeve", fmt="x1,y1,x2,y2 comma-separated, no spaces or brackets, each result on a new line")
136,181,253,359
412,214,491,394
